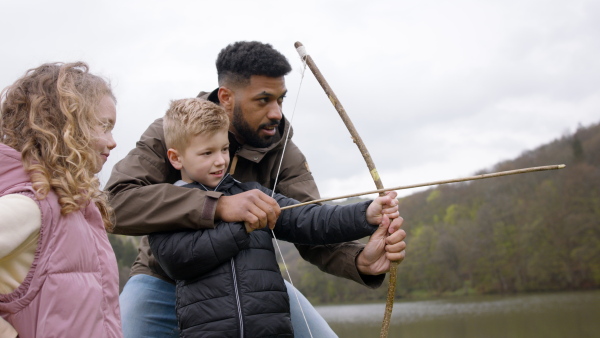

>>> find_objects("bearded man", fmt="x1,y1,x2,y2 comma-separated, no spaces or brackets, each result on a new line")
107,41,406,338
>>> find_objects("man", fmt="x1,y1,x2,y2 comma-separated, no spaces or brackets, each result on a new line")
107,41,406,337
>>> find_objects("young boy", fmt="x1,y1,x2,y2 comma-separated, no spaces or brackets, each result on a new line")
149,98,400,337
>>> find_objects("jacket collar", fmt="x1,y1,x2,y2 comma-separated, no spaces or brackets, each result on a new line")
181,174,239,193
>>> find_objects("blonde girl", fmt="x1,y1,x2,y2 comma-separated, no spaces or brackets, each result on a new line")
0,62,121,337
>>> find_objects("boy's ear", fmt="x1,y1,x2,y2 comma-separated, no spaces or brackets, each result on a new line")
167,148,183,170
218,87,234,113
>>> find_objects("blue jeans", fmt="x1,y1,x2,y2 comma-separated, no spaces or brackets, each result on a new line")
119,275,179,338
285,280,338,338
119,274,337,338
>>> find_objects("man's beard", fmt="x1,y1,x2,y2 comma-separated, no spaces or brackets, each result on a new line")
232,104,281,148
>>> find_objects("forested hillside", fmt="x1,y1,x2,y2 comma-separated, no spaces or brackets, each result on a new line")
395,122,600,296
109,121,600,303
284,121,600,304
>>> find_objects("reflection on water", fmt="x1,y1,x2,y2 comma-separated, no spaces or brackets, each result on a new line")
315,291,600,338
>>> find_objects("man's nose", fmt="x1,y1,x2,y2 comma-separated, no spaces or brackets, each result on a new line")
266,103,283,121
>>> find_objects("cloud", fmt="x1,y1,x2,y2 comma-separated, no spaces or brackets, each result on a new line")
2,0,598,199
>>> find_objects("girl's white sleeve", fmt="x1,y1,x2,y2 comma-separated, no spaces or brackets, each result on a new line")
0,317,18,338
0,194,41,294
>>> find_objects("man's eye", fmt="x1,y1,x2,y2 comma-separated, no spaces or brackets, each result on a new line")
258,98,268,103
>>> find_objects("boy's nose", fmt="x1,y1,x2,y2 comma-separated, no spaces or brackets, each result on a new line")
215,153,226,165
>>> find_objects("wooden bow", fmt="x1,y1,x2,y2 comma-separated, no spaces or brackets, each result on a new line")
293,42,568,337
294,41,397,338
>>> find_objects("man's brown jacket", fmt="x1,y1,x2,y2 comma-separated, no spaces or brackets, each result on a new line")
105,90,384,288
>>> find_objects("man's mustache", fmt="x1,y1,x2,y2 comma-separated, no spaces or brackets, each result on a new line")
258,120,280,130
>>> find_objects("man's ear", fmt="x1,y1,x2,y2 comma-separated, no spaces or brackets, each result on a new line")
218,87,234,112
167,148,183,170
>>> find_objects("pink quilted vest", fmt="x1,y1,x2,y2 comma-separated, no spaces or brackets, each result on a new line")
0,144,122,337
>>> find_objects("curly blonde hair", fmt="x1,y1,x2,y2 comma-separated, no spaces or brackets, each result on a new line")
163,98,230,151
0,62,115,231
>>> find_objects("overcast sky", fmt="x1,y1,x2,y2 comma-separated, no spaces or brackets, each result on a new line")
2,0,598,199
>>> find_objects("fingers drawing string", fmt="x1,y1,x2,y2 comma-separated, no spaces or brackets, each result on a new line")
269,54,314,338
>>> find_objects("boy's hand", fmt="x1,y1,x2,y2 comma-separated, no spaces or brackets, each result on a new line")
215,189,281,231
365,191,400,225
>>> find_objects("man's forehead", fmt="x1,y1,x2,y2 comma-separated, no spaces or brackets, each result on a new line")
246,75,287,95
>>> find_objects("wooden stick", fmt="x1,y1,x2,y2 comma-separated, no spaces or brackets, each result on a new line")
281,164,565,210
295,41,397,337
294,42,384,189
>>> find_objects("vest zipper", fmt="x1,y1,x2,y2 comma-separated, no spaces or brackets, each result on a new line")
230,258,244,338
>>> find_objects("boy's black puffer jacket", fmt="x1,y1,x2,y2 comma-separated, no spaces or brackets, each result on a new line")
149,174,376,337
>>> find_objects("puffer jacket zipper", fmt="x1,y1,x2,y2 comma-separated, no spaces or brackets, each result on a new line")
193,173,245,337
230,258,244,338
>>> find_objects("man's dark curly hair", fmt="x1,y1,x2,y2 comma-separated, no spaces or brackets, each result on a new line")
216,41,292,87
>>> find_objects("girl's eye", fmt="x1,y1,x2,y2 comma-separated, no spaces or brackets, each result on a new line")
99,121,113,132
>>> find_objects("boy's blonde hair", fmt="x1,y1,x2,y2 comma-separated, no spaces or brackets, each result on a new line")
163,98,230,151
0,62,114,230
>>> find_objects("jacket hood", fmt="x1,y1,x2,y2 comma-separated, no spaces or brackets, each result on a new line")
0,143,29,193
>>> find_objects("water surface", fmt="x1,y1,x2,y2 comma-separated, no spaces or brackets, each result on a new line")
315,290,600,337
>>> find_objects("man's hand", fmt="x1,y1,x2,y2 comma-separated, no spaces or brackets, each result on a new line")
215,189,281,232
356,215,406,275
365,191,399,225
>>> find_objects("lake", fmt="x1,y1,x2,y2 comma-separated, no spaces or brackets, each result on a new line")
315,290,600,338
